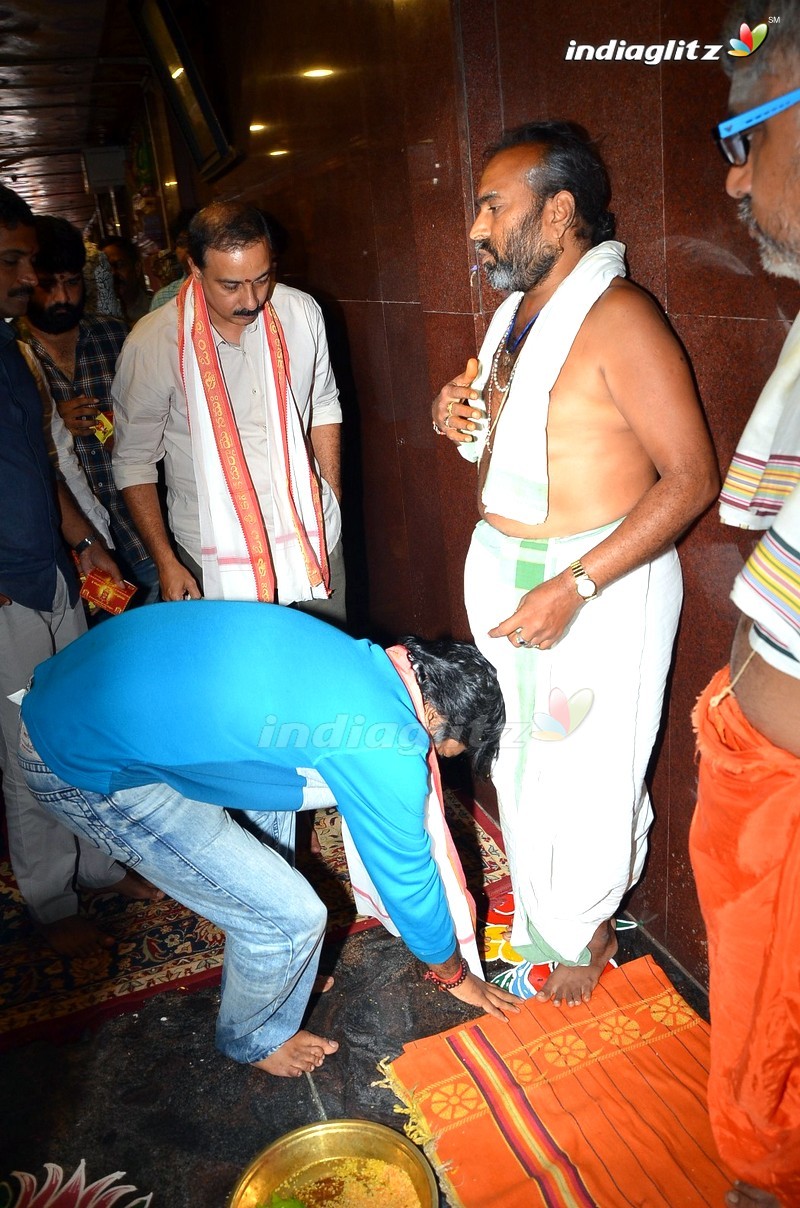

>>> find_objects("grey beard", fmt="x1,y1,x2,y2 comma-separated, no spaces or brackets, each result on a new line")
737,196,800,283
485,244,561,292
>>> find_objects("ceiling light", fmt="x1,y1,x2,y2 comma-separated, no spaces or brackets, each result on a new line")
302,68,334,78
249,123,267,132
171,66,184,80
269,149,289,157
163,179,177,187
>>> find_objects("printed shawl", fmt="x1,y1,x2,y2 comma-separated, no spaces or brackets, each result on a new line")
177,278,329,603
339,645,483,977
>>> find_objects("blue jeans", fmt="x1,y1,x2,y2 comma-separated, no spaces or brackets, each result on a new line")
17,721,327,1064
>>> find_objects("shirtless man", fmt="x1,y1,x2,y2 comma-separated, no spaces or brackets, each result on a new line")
691,6,800,1205
432,121,718,1007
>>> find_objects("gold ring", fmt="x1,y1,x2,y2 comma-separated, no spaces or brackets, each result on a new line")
446,400,455,417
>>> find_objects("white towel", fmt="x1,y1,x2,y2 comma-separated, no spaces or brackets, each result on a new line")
460,241,626,523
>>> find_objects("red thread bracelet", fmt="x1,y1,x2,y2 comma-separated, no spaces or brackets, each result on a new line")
424,956,469,991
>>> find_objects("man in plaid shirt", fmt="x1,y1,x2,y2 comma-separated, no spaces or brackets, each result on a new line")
17,216,159,609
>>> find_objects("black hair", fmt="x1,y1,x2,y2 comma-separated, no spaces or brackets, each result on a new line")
487,120,615,246
722,1,800,81
33,215,86,274
187,201,274,269
100,235,141,263
0,184,34,230
402,636,505,779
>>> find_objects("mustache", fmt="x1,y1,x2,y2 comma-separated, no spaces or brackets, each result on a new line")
233,305,262,317
474,239,500,262
737,196,754,223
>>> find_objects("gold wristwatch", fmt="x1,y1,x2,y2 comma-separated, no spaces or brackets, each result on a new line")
569,559,598,601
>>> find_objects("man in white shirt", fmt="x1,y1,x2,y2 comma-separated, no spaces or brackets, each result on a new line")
112,201,345,620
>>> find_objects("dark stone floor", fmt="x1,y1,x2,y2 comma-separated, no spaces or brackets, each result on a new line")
0,920,707,1208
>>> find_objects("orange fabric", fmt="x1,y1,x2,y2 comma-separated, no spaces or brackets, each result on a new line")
386,956,733,1207
691,667,800,1201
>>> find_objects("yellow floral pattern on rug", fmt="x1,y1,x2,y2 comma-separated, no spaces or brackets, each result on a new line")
648,991,694,1028
542,1032,592,1069
597,1013,641,1047
430,1082,482,1121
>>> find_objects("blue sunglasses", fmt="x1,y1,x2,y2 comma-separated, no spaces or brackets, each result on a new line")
714,86,800,165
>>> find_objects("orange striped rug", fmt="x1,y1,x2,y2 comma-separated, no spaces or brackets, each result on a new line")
383,955,733,1207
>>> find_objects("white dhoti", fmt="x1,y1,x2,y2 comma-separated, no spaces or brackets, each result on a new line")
464,519,682,966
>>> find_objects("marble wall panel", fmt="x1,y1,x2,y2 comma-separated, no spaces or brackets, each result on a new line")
382,302,454,636
391,0,476,317
337,298,413,638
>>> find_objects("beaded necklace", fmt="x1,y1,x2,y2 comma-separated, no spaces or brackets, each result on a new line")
484,303,538,452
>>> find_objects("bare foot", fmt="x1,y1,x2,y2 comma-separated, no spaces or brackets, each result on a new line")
310,825,322,856
88,869,165,902
535,919,617,1007
726,1181,782,1207
313,974,334,994
39,915,114,958
296,811,322,865
252,1030,339,1077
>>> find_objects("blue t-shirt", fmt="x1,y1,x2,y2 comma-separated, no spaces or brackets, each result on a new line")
22,601,455,963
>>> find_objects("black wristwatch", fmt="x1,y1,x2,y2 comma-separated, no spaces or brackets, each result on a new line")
73,536,95,555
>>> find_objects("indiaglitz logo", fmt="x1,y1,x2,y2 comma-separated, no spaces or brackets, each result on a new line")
565,37,724,64
531,687,593,741
728,22,768,56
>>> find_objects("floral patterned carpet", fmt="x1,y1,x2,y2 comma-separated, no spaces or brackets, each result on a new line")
0,792,508,1051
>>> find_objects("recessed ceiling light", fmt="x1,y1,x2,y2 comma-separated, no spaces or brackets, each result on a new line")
269,149,289,157
171,66,184,80
302,67,334,78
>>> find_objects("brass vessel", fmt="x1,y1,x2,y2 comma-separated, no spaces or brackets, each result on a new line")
227,1117,438,1207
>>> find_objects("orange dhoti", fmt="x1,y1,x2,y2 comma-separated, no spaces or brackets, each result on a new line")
691,667,800,1201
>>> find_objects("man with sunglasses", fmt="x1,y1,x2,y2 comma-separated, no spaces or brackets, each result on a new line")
692,5,800,1206
111,201,345,617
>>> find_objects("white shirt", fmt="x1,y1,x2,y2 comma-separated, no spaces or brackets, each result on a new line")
111,282,342,563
